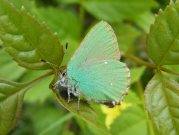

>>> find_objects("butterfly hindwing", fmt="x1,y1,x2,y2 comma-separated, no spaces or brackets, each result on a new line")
71,60,130,102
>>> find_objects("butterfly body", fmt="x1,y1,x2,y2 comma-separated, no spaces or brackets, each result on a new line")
54,21,130,108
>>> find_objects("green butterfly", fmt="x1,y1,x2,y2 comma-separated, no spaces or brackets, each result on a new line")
54,21,130,108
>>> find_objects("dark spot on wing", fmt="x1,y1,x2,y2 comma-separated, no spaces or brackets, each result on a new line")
99,101,120,108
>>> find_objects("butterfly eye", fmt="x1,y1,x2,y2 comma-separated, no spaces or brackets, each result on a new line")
62,72,66,77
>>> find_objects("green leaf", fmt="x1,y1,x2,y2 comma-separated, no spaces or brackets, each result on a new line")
62,131,75,135
32,7,80,44
39,113,74,135
114,23,140,52
134,11,155,32
56,0,79,4
75,113,110,135
0,0,64,70
9,0,36,11
145,73,179,135
0,49,26,80
83,0,157,23
0,78,25,100
147,0,179,65
75,118,100,135
60,41,78,66
163,65,179,82
32,7,80,66
24,103,69,135
55,95,108,134
21,71,53,103
0,78,26,135
130,66,146,84
123,90,141,104
110,105,149,135
110,91,148,135
74,91,142,135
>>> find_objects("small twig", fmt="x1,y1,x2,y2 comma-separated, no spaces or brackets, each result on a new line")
22,66,67,90
124,53,156,68
159,66,179,76
124,53,179,77
23,70,54,88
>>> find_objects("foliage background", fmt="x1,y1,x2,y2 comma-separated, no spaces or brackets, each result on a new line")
0,0,178,135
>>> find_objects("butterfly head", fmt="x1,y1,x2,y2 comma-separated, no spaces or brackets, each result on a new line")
53,69,77,102
54,69,68,92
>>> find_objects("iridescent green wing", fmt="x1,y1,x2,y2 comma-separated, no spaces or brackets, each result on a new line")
67,21,120,78
72,60,130,102
67,21,130,102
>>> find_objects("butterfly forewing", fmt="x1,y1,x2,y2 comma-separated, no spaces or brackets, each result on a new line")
68,21,120,77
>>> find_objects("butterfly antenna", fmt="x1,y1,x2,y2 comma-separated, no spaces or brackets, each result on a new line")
41,59,59,72
65,42,68,53
65,42,68,50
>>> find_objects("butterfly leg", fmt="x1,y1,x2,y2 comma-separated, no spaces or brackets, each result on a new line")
76,89,81,110
67,87,74,103
77,96,81,111
66,77,74,103
67,88,71,103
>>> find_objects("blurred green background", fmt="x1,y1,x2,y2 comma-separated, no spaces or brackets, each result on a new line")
0,0,174,135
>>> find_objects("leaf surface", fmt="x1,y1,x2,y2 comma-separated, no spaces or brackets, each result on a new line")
0,0,64,70
145,73,179,135
0,78,26,135
83,0,157,23
147,1,179,65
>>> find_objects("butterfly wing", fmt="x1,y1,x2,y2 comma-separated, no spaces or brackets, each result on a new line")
67,21,130,102
71,60,130,102
67,21,120,78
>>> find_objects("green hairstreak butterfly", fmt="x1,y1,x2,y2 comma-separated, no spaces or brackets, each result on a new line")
54,21,130,108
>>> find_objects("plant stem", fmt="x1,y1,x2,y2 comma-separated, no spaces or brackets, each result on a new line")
159,66,179,76
22,65,67,90
23,70,54,89
124,53,156,68
124,53,179,77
